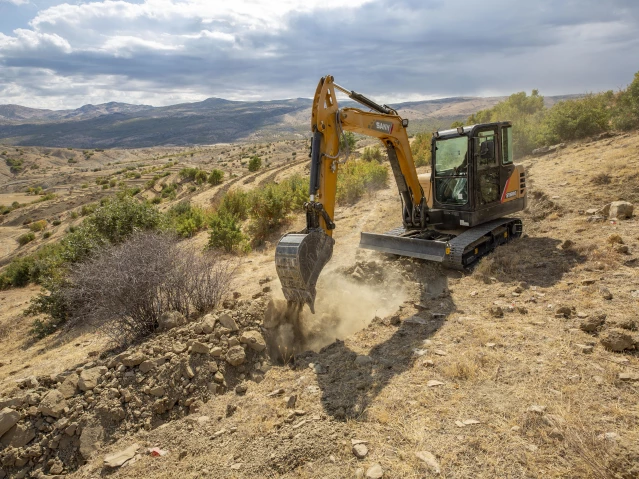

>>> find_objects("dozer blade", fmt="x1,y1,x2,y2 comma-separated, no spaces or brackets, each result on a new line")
359,231,447,262
275,230,335,313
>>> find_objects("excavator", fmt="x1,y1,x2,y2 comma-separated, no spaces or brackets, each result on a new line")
275,75,527,312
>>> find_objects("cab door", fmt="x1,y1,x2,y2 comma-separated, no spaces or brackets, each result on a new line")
499,125,517,202
473,128,501,207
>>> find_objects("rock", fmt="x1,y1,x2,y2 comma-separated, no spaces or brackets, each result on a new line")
103,443,139,468
286,395,297,408
354,355,373,366
149,386,165,397
139,360,156,374
124,353,149,367
38,390,67,418
78,367,104,391
366,463,384,479
190,341,210,354
228,337,240,347
58,373,79,399
489,306,504,318
528,405,546,414
158,311,186,332
239,331,266,352
600,329,634,352
201,314,216,334
599,287,613,300
79,424,104,460
555,305,574,318
615,318,637,331
580,315,606,332
575,343,594,354
427,380,445,387
609,201,633,220
226,346,246,366
0,423,36,448
0,408,20,438
352,443,368,459
615,244,630,254
619,372,639,381
416,451,441,474
549,428,564,441
218,313,239,331
210,347,224,357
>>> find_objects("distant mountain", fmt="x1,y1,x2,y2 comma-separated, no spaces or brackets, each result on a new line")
0,94,582,148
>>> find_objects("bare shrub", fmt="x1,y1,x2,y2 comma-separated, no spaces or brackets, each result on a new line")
63,232,236,344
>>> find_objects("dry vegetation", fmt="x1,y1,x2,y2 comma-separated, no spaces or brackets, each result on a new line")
0,129,638,479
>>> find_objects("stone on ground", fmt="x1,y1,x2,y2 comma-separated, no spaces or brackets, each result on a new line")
239,330,266,352
366,463,384,479
218,313,239,331
352,443,368,459
416,450,441,474
38,390,67,418
103,443,139,468
609,201,633,219
0,408,20,438
226,345,246,366
58,373,79,398
600,329,634,352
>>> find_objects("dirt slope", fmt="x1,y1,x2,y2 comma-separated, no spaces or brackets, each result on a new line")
0,132,638,479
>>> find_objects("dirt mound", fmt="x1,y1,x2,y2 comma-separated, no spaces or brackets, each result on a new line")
0,299,271,478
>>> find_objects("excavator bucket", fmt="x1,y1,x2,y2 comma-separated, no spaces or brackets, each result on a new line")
275,230,335,313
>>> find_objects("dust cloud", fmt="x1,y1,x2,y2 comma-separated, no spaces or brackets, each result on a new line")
264,268,406,361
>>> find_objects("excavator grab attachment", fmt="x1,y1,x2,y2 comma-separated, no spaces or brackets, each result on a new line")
275,230,334,313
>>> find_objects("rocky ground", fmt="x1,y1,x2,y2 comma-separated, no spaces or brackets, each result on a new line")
0,131,638,478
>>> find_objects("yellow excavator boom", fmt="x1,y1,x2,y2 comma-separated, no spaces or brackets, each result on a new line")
275,75,425,312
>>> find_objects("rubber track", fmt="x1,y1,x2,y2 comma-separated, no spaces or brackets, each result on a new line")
443,217,522,269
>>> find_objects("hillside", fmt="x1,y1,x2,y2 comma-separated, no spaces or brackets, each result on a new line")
0,95,579,148
0,130,637,478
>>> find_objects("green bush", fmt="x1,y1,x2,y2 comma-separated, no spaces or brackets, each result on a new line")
168,201,206,238
411,132,432,167
17,232,36,246
29,220,47,232
248,183,288,244
612,72,639,131
52,219,62,226
539,93,611,144
80,204,96,216
208,169,224,186
218,190,250,220
340,132,357,152
43,231,52,239
361,146,384,163
467,90,545,156
0,256,35,289
209,212,246,252
248,155,262,172
195,170,208,185
337,160,389,204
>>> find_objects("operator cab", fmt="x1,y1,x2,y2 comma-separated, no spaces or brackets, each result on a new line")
428,121,526,229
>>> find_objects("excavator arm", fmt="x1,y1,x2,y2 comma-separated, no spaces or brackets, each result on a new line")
275,75,428,312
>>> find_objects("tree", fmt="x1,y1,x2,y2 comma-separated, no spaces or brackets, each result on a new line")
340,132,357,152
248,155,262,172
411,132,432,167
208,169,224,185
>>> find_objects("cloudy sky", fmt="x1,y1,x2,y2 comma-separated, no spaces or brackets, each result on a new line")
0,0,637,110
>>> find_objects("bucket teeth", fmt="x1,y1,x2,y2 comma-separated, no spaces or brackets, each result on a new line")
275,230,334,313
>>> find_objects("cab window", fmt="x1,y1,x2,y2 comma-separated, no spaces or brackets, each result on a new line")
477,130,496,169
502,126,513,164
